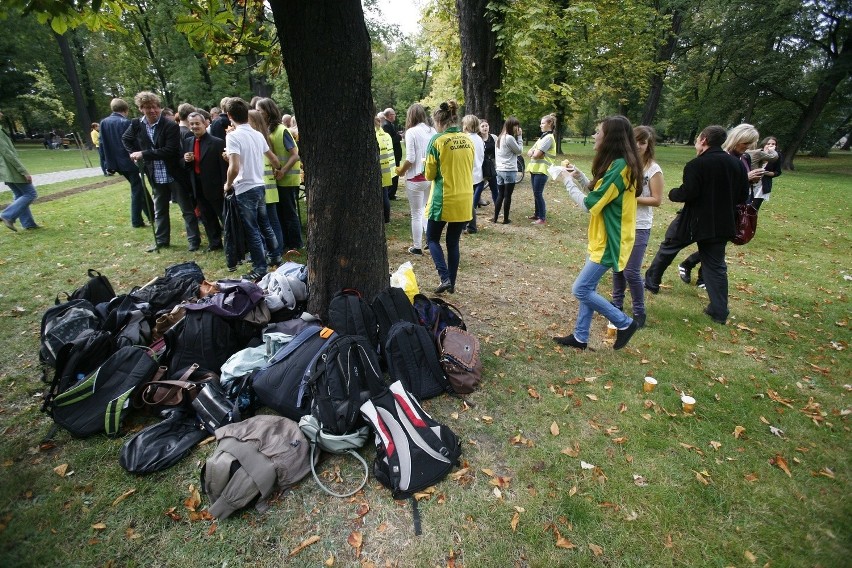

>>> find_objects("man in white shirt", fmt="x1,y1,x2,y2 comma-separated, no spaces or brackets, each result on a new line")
223,98,283,281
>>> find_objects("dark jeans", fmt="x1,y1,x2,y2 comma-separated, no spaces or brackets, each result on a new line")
120,170,153,227
494,178,516,222
427,219,465,286
531,172,547,220
97,145,107,175
151,179,199,247
388,174,399,199
235,186,277,274
275,185,303,250
612,228,650,316
467,181,485,231
382,186,391,223
645,222,730,321
266,203,283,258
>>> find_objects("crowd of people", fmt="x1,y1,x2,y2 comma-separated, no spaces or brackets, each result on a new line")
3,94,781,345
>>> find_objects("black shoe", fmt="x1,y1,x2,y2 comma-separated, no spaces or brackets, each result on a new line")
614,320,638,350
696,280,706,290
703,307,726,325
242,270,264,282
206,243,223,252
270,256,283,266
678,264,691,284
491,216,498,223
188,244,200,252
147,243,169,252
502,219,512,224
633,313,646,329
435,280,454,294
408,247,423,255
644,281,659,294
553,334,588,350
132,223,147,228
465,228,478,234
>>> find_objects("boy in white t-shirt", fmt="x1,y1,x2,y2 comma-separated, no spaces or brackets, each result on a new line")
224,98,283,281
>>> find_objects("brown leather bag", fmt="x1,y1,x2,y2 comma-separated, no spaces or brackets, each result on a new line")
138,363,217,409
438,326,482,394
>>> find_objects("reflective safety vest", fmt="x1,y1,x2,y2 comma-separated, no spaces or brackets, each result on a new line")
263,155,280,204
266,125,302,188
527,132,556,175
376,128,394,187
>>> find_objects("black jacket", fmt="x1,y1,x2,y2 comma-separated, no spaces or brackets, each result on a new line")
121,117,188,187
669,147,749,242
382,121,402,164
183,133,227,202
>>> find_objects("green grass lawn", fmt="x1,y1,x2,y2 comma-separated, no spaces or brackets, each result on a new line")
0,146,848,567
10,144,99,174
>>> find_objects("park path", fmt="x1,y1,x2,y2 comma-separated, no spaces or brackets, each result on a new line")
0,167,104,192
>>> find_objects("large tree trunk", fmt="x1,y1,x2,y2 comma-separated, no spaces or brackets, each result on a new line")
70,30,99,147
53,31,92,142
456,0,503,130
781,29,851,170
641,11,682,126
270,0,387,318
246,53,273,98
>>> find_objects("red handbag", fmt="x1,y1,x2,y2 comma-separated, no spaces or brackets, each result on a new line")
732,203,758,245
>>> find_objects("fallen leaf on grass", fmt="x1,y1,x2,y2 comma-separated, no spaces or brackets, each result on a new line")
767,389,795,408
554,529,576,550
770,454,792,477
812,467,835,479
744,549,758,563
733,426,746,439
184,485,201,511
509,434,533,447
511,511,520,532
770,426,785,437
561,443,580,457
207,523,217,536
586,394,598,401
759,416,770,425
528,387,540,399
580,461,595,470
633,474,648,487
709,441,722,451
489,476,512,488
744,473,759,482
164,507,181,521
91,522,107,531
125,527,140,540
618,403,627,413
53,464,69,477
450,467,470,481
492,487,503,500
568,485,577,497
664,534,673,548
347,531,362,554
588,543,604,556
679,442,705,456
111,488,136,507
612,437,628,444
355,503,369,518
693,470,711,485
481,415,494,424
550,422,560,436
324,555,334,566
290,535,320,557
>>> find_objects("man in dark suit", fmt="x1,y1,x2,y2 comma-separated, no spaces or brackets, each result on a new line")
209,97,232,140
122,91,201,252
382,108,402,200
99,97,153,228
183,112,226,251
644,125,749,324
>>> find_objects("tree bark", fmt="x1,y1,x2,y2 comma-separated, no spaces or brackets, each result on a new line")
53,31,92,142
270,0,388,318
641,11,682,126
456,0,503,130
70,30,99,147
781,29,851,170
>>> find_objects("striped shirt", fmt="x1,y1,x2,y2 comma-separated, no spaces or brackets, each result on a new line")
584,159,637,271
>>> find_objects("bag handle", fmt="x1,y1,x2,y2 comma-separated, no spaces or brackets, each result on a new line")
141,379,202,407
304,433,369,498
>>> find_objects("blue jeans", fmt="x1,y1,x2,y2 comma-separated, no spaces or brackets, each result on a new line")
275,185,303,250
572,257,632,343
427,219,465,285
266,203,283,258
120,170,153,227
468,181,485,231
235,186,277,274
612,228,650,317
530,173,547,220
2,182,38,228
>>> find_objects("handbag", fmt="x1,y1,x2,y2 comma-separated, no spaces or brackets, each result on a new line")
192,375,249,433
732,203,758,245
438,326,482,394
139,363,216,409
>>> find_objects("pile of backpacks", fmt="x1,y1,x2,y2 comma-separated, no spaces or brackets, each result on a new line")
37,262,482,532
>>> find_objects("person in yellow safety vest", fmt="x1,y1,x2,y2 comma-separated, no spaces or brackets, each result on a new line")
527,113,557,225
248,109,284,265
256,98,303,252
376,113,394,224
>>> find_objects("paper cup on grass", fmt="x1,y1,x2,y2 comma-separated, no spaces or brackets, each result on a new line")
681,395,696,413
643,377,657,393
606,323,617,337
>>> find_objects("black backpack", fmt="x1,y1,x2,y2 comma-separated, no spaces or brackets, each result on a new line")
384,321,450,400
327,289,378,350
371,286,420,361
251,325,332,420
412,294,466,344
70,269,116,306
360,378,461,534
49,345,160,438
39,299,101,368
163,311,243,375
306,334,381,437
42,329,116,412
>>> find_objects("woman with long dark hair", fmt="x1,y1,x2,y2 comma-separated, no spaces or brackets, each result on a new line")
556,115,644,350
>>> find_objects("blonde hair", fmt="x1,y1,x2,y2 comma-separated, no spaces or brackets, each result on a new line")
723,123,759,153
541,113,556,130
247,109,272,146
461,114,480,133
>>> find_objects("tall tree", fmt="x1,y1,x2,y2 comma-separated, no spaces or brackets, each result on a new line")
53,31,93,138
270,0,387,315
640,3,684,126
455,0,504,128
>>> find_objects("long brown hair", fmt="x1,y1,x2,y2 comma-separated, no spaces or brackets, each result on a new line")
633,125,656,168
497,116,520,148
589,115,643,195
